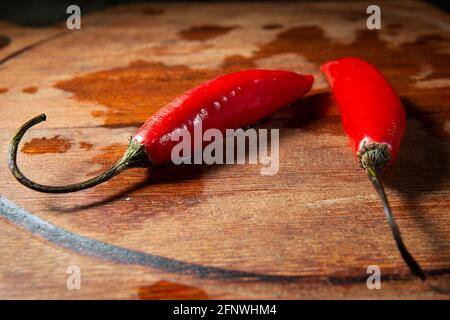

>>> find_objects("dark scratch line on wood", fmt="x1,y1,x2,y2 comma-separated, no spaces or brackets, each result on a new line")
0,196,301,282
0,196,448,284
0,31,68,66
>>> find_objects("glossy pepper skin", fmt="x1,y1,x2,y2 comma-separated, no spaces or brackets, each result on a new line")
133,70,314,165
9,70,313,193
321,57,405,169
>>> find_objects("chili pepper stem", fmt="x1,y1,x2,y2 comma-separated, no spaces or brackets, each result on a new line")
360,143,426,280
8,114,152,193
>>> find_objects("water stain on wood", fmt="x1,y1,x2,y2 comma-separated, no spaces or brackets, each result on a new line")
142,7,164,15
79,142,93,151
221,54,256,71
262,23,283,30
54,60,246,127
22,86,38,94
21,135,72,155
86,143,127,176
340,10,363,22
138,280,209,300
249,26,449,111
179,25,237,41
411,34,448,46
55,61,218,126
0,88,8,94
0,35,10,49
404,34,450,83
387,23,403,30
386,23,403,35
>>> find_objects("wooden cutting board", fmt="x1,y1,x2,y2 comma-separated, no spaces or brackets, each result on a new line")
0,1,449,299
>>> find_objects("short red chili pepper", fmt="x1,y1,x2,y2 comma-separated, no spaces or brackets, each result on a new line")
321,57,426,280
9,70,313,193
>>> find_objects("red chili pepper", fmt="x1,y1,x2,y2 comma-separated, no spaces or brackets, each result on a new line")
9,70,313,193
321,57,426,280
133,70,313,165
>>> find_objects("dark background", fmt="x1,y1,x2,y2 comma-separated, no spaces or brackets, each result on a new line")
0,0,448,28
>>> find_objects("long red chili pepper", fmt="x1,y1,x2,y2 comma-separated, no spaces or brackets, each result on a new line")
9,70,313,193
321,57,426,280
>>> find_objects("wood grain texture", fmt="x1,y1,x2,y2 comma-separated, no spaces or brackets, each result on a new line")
0,1,449,299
